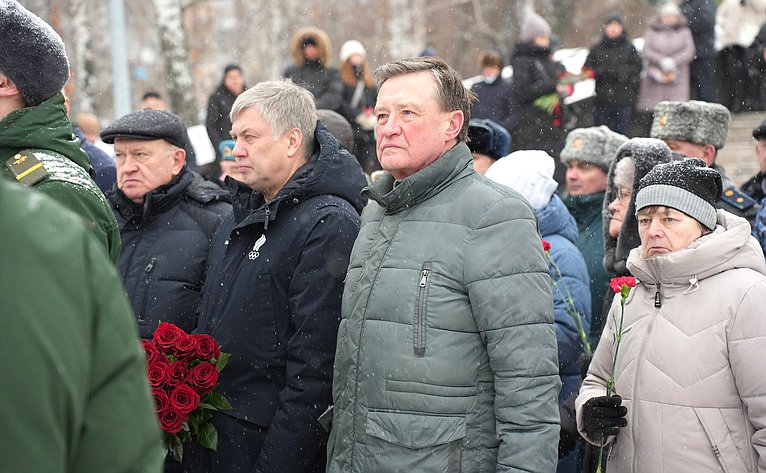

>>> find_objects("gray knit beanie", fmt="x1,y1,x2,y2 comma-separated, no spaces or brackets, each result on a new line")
559,126,628,172
650,101,731,149
520,12,552,43
635,158,722,230
0,0,70,107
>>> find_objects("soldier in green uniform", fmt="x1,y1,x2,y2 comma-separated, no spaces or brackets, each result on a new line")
0,0,120,262
0,177,164,473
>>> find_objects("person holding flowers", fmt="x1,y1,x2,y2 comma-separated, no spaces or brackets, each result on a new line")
485,150,591,473
577,158,766,472
509,11,569,185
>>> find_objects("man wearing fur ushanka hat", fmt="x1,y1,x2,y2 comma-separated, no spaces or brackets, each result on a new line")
560,125,628,349
650,99,759,223
0,0,120,262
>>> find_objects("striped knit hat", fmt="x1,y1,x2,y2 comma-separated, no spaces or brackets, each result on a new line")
635,158,722,230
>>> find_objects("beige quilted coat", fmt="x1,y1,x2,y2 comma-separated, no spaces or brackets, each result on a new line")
577,210,766,472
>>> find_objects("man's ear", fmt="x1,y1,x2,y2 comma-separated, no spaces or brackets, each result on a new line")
703,144,717,167
0,74,21,98
285,128,304,159
445,110,464,141
171,147,186,175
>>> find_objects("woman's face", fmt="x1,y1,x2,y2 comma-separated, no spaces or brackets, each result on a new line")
348,54,364,67
607,186,631,238
604,22,623,39
638,206,705,258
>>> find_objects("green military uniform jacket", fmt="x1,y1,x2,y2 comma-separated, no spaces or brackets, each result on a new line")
0,179,163,472
0,93,120,262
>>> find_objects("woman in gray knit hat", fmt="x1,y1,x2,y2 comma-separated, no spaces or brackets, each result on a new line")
577,158,766,473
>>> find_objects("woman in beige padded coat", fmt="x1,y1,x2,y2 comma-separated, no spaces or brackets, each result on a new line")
576,159,766,473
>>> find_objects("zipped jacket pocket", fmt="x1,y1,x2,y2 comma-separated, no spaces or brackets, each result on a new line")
414,262,432,357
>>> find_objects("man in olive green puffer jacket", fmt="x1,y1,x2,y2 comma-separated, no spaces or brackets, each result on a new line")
327,56,562,473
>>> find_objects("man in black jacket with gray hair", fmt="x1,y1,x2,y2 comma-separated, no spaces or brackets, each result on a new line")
188,79,366,473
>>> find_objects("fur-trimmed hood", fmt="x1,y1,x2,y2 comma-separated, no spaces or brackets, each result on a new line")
289,26,333,67
603,138,672,275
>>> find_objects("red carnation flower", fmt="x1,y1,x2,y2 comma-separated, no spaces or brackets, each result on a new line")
153,322,186,353
170,385,201,415
147,362,168,388
193,334,221,361
159,406,185,434
172,334,197,360
166,361,189,388
152,388,169,414
542,240,551,253
610,276,637,294
187,362,220,396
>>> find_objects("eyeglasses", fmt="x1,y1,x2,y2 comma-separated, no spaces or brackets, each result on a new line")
615,187,631,203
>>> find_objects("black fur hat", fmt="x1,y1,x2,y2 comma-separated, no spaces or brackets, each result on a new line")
0,0,70,107
468,119,511,160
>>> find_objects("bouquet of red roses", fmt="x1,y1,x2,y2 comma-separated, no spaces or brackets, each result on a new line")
142,322,231,462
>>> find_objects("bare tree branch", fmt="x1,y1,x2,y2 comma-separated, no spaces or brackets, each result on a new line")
471,0,502,45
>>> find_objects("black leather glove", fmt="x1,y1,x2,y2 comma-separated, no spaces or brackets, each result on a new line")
581,395,628,442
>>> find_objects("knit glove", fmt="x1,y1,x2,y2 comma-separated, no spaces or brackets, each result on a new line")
581,395,628,442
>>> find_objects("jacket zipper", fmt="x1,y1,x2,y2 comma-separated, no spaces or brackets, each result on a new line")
414,262,432,357
654,282,662,307
140,257,158,321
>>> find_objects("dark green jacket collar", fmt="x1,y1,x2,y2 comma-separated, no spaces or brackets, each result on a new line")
564,192,604,232
365,142,473,214
0,93,90,172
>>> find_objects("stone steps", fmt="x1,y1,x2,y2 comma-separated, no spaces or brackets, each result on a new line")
717,112,766,186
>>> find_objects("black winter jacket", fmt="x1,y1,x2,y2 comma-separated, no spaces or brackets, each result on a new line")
284,61,344,113
584,33,643,106
205,84,239,161
471,77,516,134
680,0,717,58
195,122,367,473
109,168,232,339
510,42,567,156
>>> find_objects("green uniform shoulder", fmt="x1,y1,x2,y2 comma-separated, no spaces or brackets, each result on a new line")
4,150,49,186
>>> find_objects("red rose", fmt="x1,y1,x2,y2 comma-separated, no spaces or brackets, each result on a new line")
172,334,197,360
142,340,167,365
169,385,201,414
610,276,637,294
193,334,221,361
166,361,189,387
153,322,186,353
159,406,185,434
152,388,169,414
147,362,168,388
187,362,219,395
542,240,551,253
